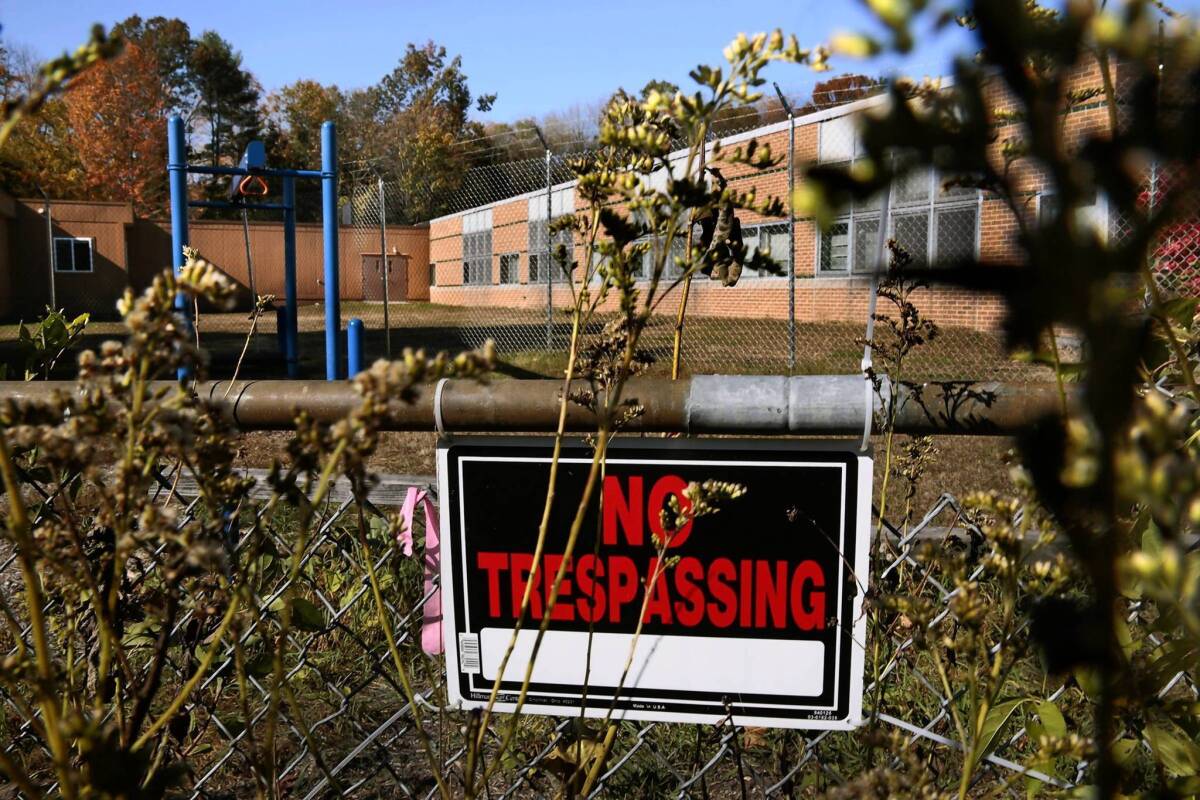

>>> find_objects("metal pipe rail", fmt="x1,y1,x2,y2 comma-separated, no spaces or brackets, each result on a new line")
0,376,1065,435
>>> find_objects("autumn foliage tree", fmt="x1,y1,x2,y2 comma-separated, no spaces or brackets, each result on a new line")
63,41,169,216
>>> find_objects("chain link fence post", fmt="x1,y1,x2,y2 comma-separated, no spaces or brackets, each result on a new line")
378,175,391,358
544,147,553,348
774,84,797,374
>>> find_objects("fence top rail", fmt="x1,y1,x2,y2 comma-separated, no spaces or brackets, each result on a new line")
1,375,1068,435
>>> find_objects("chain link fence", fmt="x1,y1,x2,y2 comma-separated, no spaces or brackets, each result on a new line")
338,89,1067,382
3,456,1194,797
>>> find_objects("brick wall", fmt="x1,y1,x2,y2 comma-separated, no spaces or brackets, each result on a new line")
422,60,1132,334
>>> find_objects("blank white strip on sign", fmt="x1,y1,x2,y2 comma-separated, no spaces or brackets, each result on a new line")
479,628,825,698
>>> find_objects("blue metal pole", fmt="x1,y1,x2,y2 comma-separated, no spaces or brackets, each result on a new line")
347,318,363,376
282,176,299,378
321,120,341,380
167,115,190,380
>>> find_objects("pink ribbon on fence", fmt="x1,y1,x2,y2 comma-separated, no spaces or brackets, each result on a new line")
398,486,443,655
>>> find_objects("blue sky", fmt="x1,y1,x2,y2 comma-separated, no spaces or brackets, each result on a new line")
1,1,1191,123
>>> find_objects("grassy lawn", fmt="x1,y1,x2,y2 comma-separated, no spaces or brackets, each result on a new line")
1,300,1049,383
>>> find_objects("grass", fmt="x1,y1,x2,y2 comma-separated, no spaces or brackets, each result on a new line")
1,300,1050,383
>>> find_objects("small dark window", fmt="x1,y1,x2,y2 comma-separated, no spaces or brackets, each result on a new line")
819,222,850,273
54,237,93,272
499,253,519,284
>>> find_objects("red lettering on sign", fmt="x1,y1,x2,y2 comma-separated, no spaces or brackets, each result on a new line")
603,475,643,546
477,552,508,618
790,560,826,630
647,475,693,548
575,554,606,622
509,552,542,620
474,550,831,632
739,559,753,627
673,556,705,626
754,560,789,629
608,555,639,622
707,558,737,627
642,558,673,624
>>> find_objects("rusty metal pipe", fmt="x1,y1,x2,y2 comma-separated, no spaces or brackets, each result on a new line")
0,376,1067,435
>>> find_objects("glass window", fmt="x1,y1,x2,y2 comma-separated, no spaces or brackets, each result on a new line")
815,159,981,277
893,212,929,264
853,216,881,272
429,263,437,287
894,166,931,206
743,223,790,277
54,237,93,272
935,207,977,263
499,253,519,284
820,222,850,272
462,228,492,285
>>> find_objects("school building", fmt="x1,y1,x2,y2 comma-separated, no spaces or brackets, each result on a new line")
0,59,1140,333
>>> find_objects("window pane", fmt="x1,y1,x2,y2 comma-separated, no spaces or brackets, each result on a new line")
853,217,880,272
529,253,541,283
499,254,517,284
821,222,850,272
54,239,74,271
73,240,92,271
935,207,977,263
666,237,686,279
895,166,931,205
893,212,929,265
429,264,437,287
854,188,882,213
938,171,977,200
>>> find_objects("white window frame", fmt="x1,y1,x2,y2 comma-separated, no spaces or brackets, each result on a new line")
1037,189,1110,243
815,164,981,275
741,222,791,279
498,252,520,284
54,236,94,273
462,209,493,286
814,114,981,275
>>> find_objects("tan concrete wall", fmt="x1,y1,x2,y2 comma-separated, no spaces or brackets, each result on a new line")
128,219,430,306
8,199,134,319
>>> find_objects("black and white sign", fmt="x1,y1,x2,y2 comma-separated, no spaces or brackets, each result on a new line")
437,437,871,730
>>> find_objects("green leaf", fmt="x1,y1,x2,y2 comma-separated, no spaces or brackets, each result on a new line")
973,698,1029,768
1074,667,1102,699
1112,738,1140,767
291,597,325,632
246,652,275,678
1146,723,1200,777
1034,700,1067,739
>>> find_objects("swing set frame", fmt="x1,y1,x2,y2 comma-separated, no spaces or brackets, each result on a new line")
167,115,343,380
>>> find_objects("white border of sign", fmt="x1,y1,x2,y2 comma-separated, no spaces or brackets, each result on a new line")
437,437,871,731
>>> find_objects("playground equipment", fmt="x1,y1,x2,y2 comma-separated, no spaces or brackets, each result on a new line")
167,115,342,380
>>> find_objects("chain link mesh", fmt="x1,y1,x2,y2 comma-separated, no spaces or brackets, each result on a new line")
2,462,1192,797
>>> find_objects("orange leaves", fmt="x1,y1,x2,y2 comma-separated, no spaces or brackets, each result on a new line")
64,41,169,215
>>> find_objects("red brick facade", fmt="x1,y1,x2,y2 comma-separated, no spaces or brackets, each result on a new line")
426,63,1122,333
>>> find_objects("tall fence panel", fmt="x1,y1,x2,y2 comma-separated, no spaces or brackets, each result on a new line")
2,459,1192,797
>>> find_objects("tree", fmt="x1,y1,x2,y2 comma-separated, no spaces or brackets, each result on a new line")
0,42,86,198
189,31,260,169
342,41,495,222
793,73,883,115
263,79,343,168
111,15,194,114
64,41,169,215
376,41,494,125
